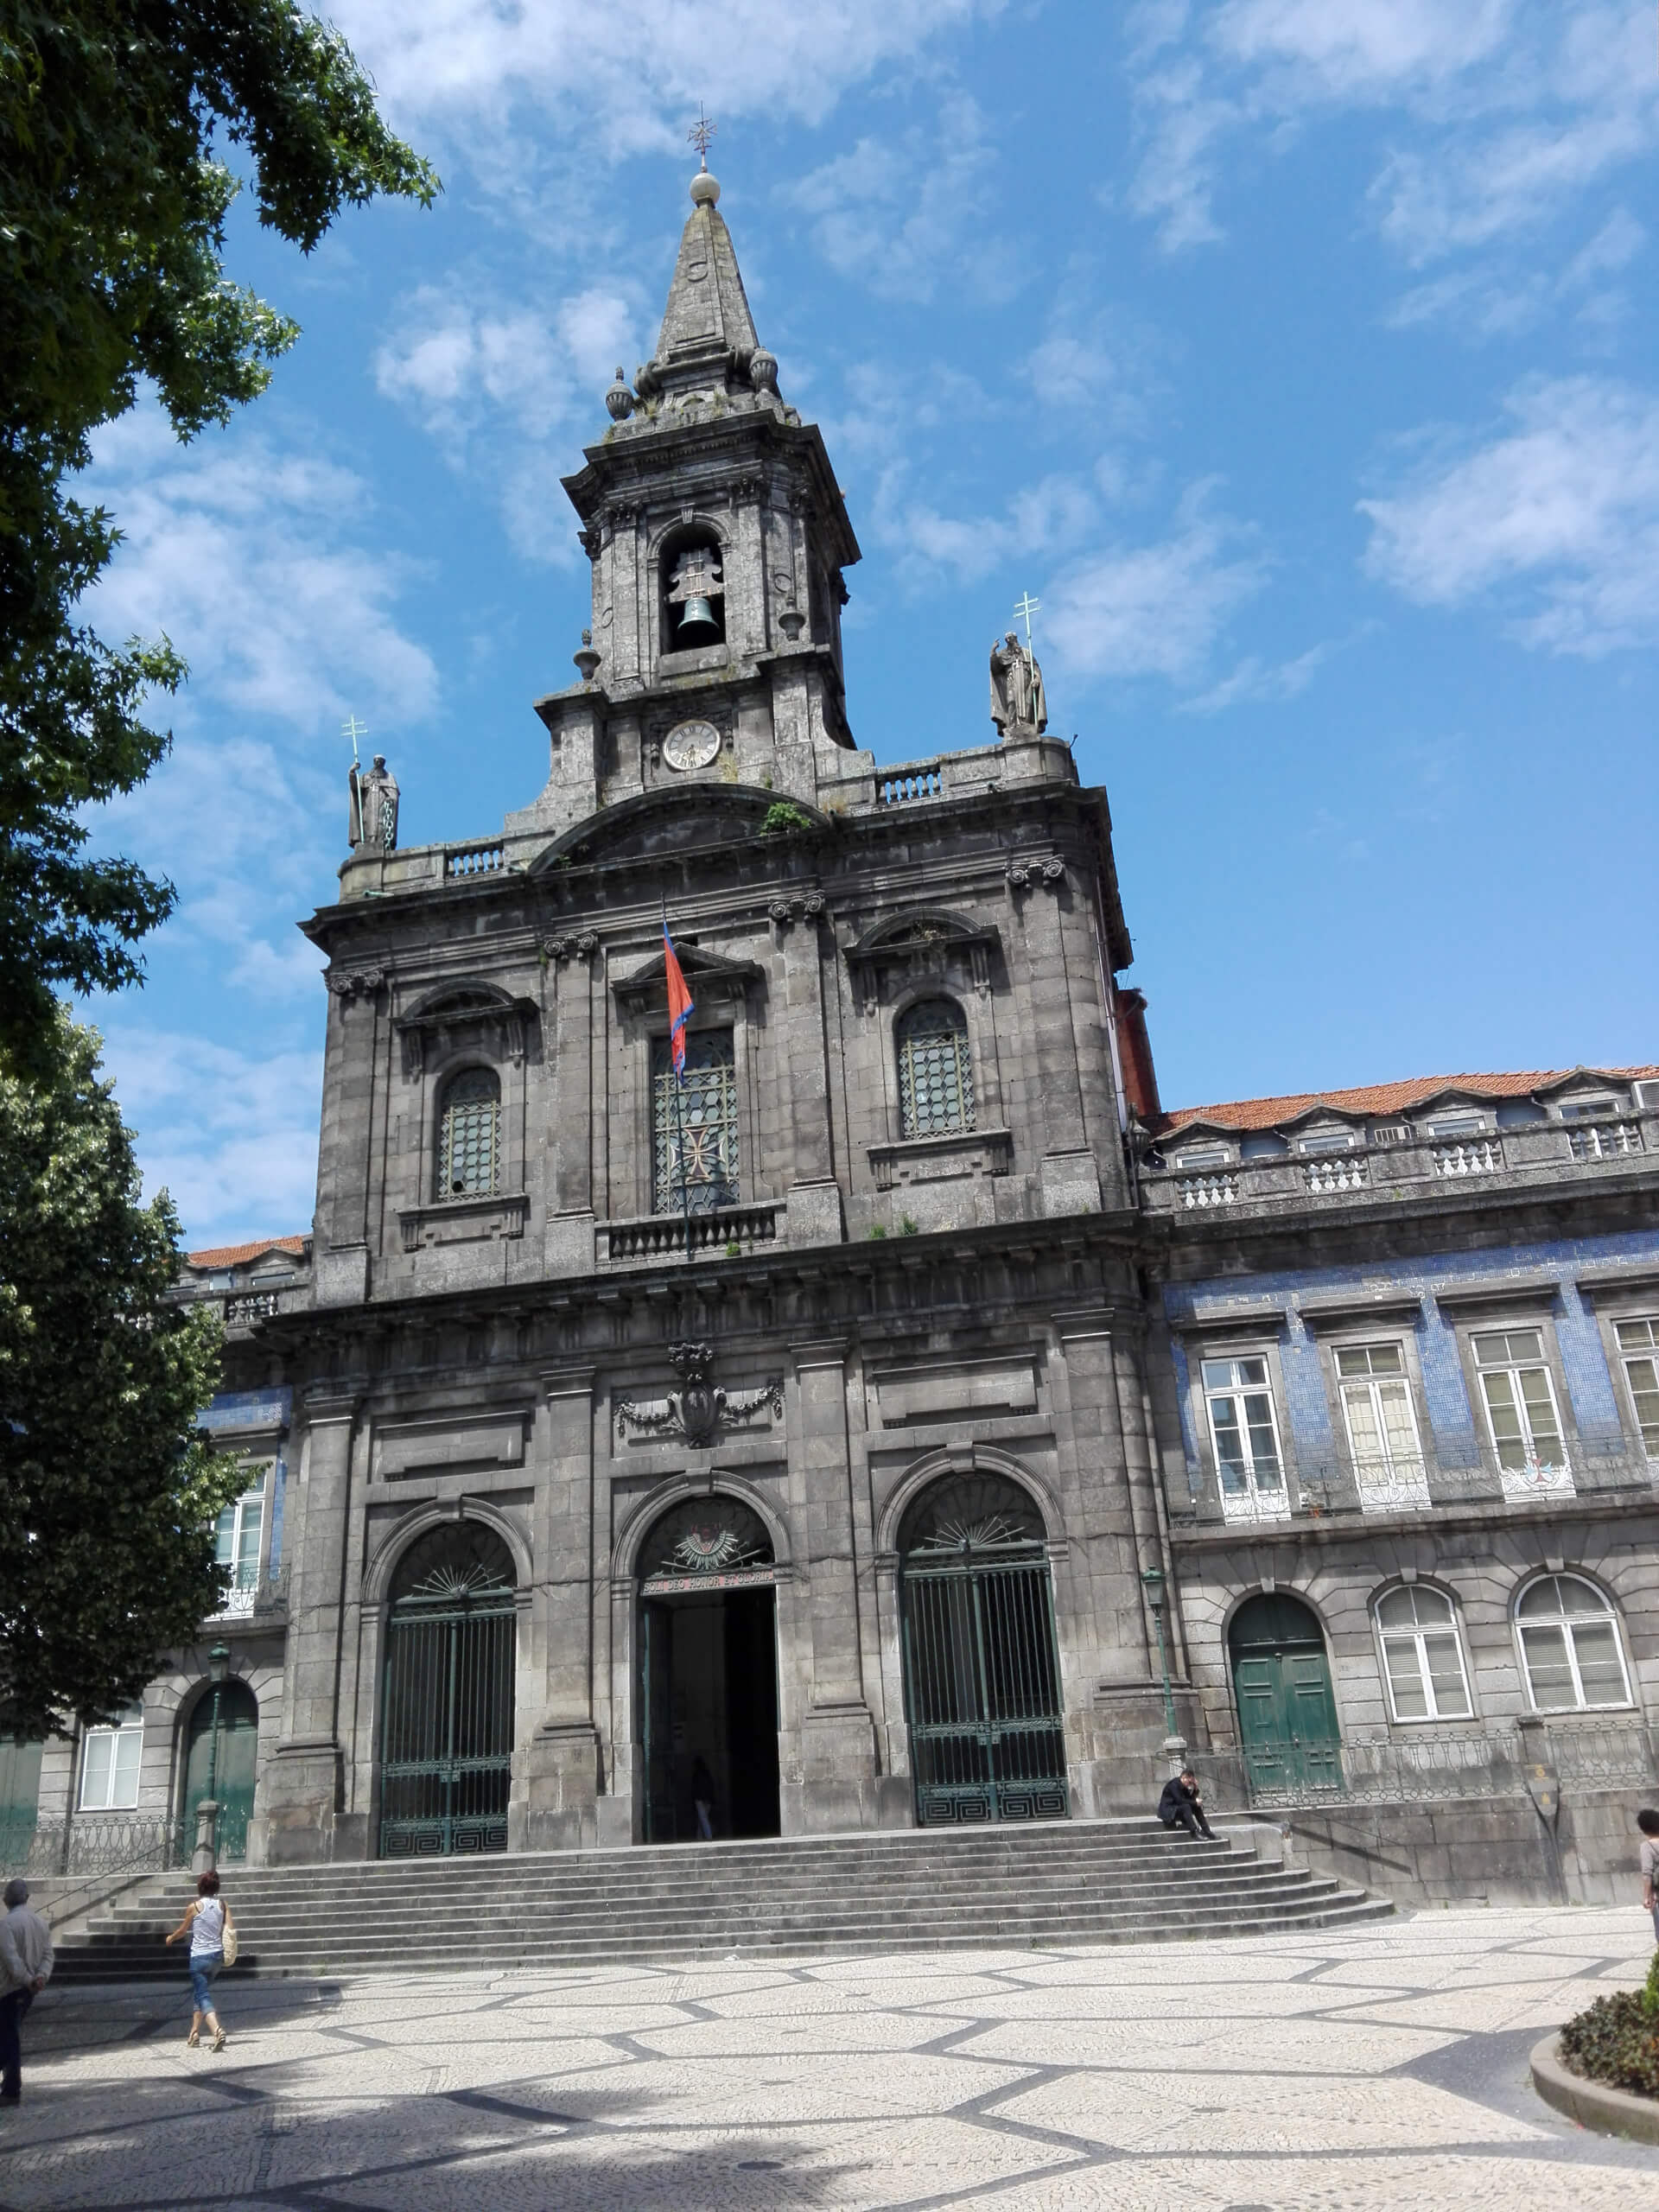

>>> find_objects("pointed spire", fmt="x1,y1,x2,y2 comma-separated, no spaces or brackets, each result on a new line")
654,167,760,370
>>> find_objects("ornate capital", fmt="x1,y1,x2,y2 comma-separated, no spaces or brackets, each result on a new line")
1006,857,1065,893
327,967,385,1002
542,931,600,963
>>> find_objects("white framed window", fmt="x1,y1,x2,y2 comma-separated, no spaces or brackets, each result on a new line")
79,1706,143,1810
1560,1096,1618,1121
1173,1141,1229,1170
1201,1356,1289,1521
1425,1110,1484,1138
1515,1574,1631,1712
1471,1328,1572,1499
213,1466,266,1618
1615,1319,1659,1460
1375,1586,1473,1721
1299,1128,1357,1154
1336,1344,1429,1509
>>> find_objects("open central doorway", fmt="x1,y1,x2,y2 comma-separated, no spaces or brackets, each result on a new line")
638,1497,780,1843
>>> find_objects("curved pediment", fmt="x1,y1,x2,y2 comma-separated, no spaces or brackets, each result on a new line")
529,785,830,875
848,907,996,960
394,979,539,1077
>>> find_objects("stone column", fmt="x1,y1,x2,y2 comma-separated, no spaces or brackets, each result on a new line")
524,1369,601,1849
1014,879,1102,1217
782,916,843,1245
791,1341,877,1829
257,1391,357,1862
545,954,597,1274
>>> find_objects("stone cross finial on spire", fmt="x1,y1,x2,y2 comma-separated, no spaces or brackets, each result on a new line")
1014,591,1040,651
689,106,716,171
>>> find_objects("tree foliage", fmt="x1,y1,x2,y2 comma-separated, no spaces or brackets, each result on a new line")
0,1,438,1066
0,1012,238,1736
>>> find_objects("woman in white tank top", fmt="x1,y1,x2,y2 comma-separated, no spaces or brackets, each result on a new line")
165,1870,233,2050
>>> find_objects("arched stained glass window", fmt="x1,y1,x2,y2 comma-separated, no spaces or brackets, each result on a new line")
437,1068,500,1199
897,999,974,1139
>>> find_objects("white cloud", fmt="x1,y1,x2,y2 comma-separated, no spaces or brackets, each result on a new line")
332,0,995,151
1124,1,1659,267
1180,640,1332,714
94,1022,323,1249
373,282,643,560
1043,485,1268,683
787,96,1014,305
97,736,334,1003
84,409,439,729
1359,374,1659,655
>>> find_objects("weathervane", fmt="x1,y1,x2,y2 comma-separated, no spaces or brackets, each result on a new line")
689,105,716,170
1014,592,1040,652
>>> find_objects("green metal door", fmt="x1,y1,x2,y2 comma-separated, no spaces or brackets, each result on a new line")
899,1554,1069,1825
182,1682,259,1861
379,1589,514,1857
1229,1593,1341,1795
0,1739,42,1871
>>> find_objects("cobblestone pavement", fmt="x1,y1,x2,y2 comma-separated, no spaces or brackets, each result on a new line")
3,1910,1656,2209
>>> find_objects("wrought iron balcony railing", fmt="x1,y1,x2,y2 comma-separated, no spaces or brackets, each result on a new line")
1173,1441,1657,1532
1187,1718,1657,1812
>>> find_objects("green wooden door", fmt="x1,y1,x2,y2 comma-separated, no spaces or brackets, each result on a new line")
182,1682,259,1861
0,1739,42,1871
1229,1594,1342,1796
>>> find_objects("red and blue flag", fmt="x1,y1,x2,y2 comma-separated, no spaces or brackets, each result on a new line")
663,922,695,1078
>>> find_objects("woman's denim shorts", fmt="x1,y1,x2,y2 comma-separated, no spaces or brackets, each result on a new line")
188,1950,223,2011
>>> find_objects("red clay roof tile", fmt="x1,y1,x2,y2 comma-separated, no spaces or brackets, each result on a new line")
1153,1066,1659,1136
185,1235,310,1270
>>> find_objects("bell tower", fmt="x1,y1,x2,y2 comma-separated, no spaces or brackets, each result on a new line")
509,160,864,834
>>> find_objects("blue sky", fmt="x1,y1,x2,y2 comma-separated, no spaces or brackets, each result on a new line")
79,0,1659,1246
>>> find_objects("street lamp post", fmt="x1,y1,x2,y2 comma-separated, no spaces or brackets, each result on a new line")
1141,1567,1184,1767
193,1642,232,1876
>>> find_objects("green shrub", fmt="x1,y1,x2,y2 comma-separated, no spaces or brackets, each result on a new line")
898,1215,919,1236
761,802,814,836
868,1224,887,1239
1646,1948,1659,2021
1560,1986,1659,2099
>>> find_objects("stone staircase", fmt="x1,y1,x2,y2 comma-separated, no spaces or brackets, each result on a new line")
51,1818,1390,1982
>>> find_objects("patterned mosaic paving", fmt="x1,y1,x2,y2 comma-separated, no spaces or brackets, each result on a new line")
3,1909,1655,2208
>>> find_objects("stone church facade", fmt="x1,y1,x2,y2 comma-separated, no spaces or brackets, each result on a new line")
13,168,1659,1905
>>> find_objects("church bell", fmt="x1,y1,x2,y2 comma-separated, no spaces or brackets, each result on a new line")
676,594,718,639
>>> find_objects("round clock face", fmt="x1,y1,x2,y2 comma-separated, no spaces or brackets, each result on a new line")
663,718,721,772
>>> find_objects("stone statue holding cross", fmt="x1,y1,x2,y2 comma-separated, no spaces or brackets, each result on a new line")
989,632,1047,735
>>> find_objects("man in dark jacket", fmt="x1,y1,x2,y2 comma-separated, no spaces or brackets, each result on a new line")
1157,1768,1217,1840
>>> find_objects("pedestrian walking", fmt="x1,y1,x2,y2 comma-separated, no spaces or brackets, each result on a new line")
1638,1807,1659,1944
691,1755,716,1840
165,1870,233,2050
1157,1767,1218,1841
0,1878,54,2106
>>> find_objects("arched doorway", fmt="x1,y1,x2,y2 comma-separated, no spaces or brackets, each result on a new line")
898,1471,1068,1826
637,1497,779,1843
1228,1592,1342,1795
379,1522,516,1858
181,1681,259,1862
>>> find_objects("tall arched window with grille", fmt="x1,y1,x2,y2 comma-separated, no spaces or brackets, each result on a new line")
436,1068,500,1199
896,999,975,1139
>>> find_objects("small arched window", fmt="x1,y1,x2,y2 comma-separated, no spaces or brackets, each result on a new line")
1516,1573,1631,1711
1374,1585,1471,1721
662,531,725,650
897,999,974,1139
437,1068,500,1199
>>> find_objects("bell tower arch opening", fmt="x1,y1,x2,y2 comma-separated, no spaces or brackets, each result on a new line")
661,528,726,653
635,1495,780,1844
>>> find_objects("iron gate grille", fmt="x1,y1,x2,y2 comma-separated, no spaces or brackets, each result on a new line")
899,1554,1069,1825
379,1594,514,1858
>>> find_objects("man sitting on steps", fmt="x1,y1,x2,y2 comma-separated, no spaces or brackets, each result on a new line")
1157,1767,1218,1841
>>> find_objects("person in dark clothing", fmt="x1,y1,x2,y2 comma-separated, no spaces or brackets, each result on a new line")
690,1756,716,1840
1158,1768,1217,1840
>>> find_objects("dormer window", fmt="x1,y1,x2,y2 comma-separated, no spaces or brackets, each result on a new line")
1425,1110,1484,1138
1559,1096,1618,1121
1173,1141,1229,1170
662,532,725,649
1299,1128,1356,1155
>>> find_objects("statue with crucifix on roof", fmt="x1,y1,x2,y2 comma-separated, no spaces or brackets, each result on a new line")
989,592,1047,735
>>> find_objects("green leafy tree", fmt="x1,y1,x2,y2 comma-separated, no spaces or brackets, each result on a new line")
0,1014,238,1736
1,1,438,1066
